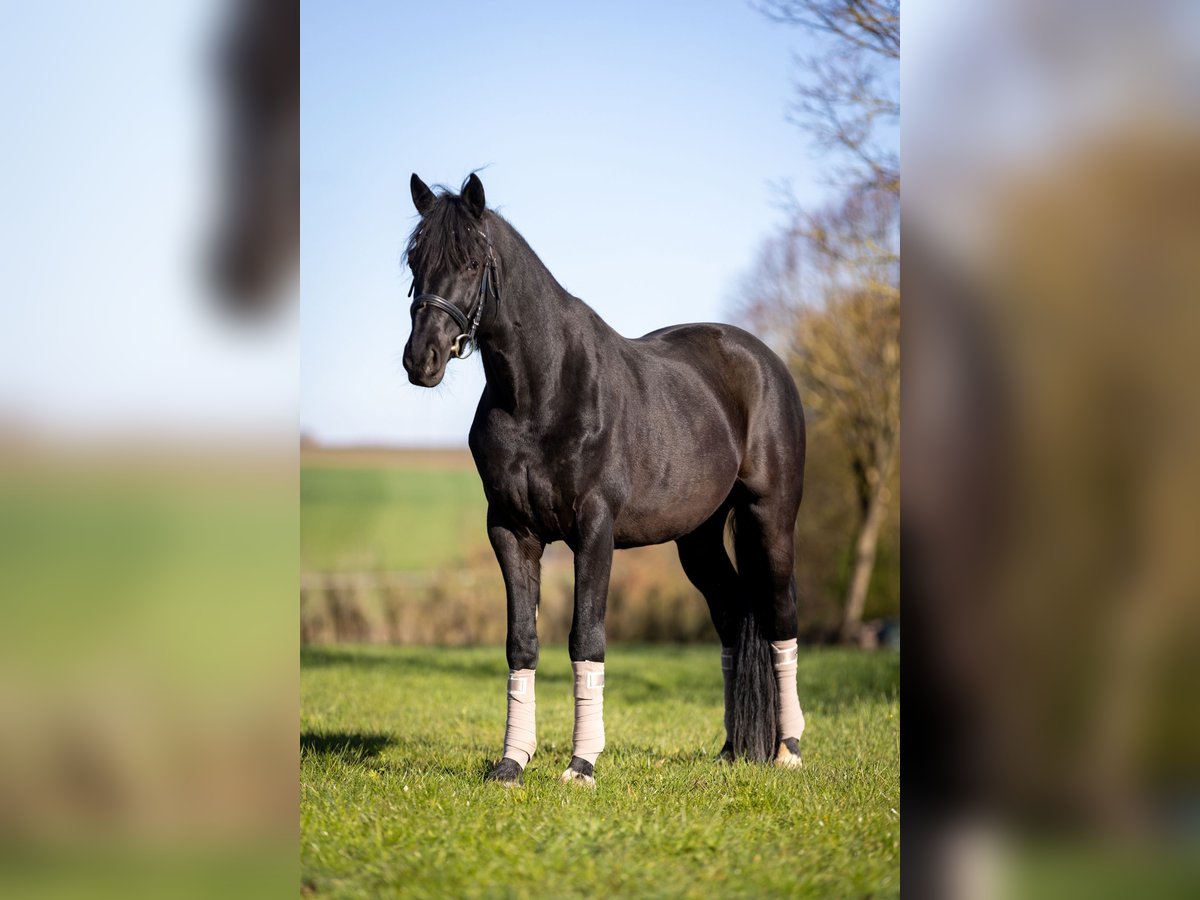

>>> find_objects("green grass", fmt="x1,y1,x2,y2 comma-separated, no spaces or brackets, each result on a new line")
301,467,487,571
301,645,899,898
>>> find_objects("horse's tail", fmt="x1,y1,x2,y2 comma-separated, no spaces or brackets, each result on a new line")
727,508,779,762
729,609,779,761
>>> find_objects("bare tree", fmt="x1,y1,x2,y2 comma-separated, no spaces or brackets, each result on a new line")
740,2,900,641
759,0,899,194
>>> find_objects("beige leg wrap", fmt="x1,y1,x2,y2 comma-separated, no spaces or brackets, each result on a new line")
502,668,537,767
721,647,735,740
571,660,605,764
771,639,805,741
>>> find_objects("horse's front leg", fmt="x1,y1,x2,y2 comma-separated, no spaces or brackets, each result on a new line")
484,512,544,787
562,500,614,787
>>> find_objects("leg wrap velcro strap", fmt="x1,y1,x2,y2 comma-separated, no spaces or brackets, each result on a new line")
720,647,735,739
571,660,605,765
503,668,537,767
770,639,805,741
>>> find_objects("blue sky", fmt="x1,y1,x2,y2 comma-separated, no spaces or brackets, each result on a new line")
301,0,832,446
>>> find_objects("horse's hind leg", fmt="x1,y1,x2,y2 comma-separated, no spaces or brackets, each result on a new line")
732,489,805,767
676,503,740,758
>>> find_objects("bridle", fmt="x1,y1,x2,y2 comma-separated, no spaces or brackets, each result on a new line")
408,229,500,360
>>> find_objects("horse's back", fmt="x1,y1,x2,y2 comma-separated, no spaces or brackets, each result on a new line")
634,322,794,383
623,320,806,511
630,322,804,439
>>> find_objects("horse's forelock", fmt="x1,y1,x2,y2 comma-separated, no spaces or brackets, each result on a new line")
403,187,487,279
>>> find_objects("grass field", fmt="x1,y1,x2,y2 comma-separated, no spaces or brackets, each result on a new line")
301,644,900,898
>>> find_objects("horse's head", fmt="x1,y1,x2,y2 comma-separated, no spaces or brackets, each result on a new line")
402,173,494,387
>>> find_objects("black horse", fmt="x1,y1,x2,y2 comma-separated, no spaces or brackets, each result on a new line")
402,174,806,786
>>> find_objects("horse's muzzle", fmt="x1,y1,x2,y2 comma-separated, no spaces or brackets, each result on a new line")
403,341,447,387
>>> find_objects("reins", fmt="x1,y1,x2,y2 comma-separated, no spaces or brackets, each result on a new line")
408,229,500,360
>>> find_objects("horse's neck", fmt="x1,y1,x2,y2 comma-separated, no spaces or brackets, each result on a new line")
479,236,613,414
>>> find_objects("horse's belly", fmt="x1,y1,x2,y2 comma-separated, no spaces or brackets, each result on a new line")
613,463,737,547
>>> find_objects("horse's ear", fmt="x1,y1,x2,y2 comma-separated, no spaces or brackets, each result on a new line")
462,173,486,219
411,173,436,216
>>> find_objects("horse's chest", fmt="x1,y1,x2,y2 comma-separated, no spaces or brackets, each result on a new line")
471,421,581,538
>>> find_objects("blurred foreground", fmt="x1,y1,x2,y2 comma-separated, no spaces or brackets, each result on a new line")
0,444,297,896
0,0,298,896
905,0,1200,895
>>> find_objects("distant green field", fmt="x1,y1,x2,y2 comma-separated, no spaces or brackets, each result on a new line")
301,466,487,572
301,644,900,898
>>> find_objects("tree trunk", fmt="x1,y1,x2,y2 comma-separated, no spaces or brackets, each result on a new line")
840,479,888,644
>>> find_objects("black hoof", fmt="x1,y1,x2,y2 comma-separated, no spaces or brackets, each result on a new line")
485,757,524,786
560,756,595,786
717,741,734,763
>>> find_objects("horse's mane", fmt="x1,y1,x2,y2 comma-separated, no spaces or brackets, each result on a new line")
402,177,489,278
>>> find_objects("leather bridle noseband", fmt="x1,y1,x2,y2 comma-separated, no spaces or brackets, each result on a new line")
408,229,500,360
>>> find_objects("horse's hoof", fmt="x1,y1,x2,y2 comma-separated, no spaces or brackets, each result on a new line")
716,741,735,764
560,756,595,787
485,757,524,786
775,737,803,769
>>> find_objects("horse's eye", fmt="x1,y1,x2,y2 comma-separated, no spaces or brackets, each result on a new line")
467,258,479,271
